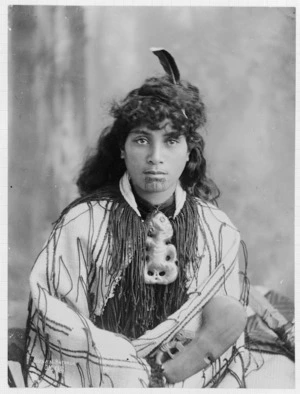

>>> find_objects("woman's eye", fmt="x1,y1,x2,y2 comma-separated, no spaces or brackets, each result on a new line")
167,139,179,145
135,137,148,144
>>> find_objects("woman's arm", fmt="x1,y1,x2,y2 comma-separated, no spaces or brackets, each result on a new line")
26,203,150,388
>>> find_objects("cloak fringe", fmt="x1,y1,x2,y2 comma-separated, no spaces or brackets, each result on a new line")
96,193,201,339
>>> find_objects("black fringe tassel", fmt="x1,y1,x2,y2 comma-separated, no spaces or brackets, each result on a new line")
95,193,201,339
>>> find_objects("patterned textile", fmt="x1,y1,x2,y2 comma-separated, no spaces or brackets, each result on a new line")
245,290,294,360
23,172,246,388
9,289,295,387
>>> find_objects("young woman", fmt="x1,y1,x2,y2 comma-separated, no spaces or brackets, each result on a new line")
24,49,250,388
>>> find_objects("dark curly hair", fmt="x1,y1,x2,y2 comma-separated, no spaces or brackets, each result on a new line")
77,75,220,202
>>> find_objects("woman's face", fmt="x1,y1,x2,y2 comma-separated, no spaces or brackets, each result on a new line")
121,120,190,205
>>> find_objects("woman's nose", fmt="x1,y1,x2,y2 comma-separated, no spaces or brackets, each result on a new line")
147,143,164,164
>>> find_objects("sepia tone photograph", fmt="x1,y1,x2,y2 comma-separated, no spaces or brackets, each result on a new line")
7,4,295,388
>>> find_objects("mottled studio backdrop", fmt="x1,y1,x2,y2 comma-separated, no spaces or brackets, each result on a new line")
8,6,295,328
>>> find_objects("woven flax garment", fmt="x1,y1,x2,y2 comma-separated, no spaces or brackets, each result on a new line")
25,172,244,388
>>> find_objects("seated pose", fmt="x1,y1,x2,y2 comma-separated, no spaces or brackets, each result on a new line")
21,49,291,388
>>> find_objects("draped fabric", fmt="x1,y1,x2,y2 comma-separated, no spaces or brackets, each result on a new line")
24,172,246,388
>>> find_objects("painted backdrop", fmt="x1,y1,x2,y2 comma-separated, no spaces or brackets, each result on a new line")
8,6,295,328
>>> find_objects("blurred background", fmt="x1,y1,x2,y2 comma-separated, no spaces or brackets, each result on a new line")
8,6,295,328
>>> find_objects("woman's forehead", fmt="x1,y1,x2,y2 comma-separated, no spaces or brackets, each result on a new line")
129,119,178,133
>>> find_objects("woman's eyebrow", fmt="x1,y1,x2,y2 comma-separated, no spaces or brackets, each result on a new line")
129,128,151,135
128,128,182,137
164,130,182,138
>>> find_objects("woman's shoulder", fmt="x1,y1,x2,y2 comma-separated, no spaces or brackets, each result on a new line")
55,198,114,229
193,197,239,232
57,185,122,224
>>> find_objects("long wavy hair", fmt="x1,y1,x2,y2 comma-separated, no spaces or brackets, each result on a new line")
77,75,220,203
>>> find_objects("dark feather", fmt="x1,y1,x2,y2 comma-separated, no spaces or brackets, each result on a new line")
150,47,180,84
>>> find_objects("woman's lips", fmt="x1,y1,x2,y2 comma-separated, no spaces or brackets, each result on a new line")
143,170,167,175
144,171,167,183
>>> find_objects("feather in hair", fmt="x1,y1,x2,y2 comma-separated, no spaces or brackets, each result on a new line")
150,47,180,84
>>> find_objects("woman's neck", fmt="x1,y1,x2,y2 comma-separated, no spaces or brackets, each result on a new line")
131,186,175,219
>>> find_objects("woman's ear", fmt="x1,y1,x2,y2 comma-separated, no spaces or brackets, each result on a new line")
120,149,125,159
